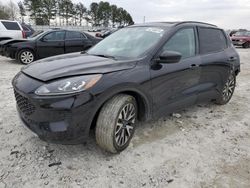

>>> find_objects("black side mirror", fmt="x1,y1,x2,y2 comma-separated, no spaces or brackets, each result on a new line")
156,50,182,64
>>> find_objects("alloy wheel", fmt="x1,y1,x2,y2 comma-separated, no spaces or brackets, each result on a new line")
115,103,136,147
20,51,34,64
222,74,235,102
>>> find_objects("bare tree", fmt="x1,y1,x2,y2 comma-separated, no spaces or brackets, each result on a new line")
18,1,26,23
7,0,18,20
0,3,10,19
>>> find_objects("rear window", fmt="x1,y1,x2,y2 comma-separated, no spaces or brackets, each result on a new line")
198,28,227,54
1,21,21,30
22,25,30,31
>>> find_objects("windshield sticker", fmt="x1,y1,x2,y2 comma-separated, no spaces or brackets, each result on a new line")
146,28,164,34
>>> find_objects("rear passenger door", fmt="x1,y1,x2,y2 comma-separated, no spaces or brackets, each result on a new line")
150,27,201,117
65,31,91,53
36,31,65,59
197,27,233,102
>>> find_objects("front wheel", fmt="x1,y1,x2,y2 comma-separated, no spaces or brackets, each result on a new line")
95,94,137,153
18,49,35,64
215,73,236,105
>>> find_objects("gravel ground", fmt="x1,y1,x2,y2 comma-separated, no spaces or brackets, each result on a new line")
0,48,250,188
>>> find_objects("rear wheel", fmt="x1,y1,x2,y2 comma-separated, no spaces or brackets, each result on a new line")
18,49,35,64
243,42,250,48
95,94,137,153
215,73,236,105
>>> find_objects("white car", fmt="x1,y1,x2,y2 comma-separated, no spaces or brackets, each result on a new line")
0,20,25,41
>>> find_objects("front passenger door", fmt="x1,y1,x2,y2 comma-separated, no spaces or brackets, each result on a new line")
150,28,201,118
36,31,65,59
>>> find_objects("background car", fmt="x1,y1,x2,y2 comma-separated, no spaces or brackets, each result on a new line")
95,29,118,38
21,23,35,38
0,20,25,41
231,31,250,48
3,29,102,64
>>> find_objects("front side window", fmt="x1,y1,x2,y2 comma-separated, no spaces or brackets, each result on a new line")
43,31,65,41
199,28,227,54
162,28,196,59
88,27,166,59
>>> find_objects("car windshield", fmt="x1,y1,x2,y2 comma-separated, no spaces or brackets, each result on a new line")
88,27,166,59
234,31,247,36
28,30,44,39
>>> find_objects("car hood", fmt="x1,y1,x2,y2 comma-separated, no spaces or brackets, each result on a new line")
22,53,137,82
0,39,28,45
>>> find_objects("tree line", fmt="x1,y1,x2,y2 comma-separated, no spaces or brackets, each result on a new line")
0,0,134,27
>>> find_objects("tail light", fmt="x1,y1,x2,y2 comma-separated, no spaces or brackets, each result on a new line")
22,30,26,38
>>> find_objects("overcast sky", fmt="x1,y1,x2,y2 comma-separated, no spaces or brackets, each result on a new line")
7,0,250,29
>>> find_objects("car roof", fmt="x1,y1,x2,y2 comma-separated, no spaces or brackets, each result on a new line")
131,21,218,29
0,19,20,23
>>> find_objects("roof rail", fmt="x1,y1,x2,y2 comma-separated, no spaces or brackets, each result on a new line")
175,21,217,27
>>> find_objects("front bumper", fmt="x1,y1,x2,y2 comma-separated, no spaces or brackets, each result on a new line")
5,46,17,59
232,41,245,46
13,74,97,144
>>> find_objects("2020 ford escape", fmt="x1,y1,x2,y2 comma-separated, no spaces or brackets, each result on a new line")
12,21,240,153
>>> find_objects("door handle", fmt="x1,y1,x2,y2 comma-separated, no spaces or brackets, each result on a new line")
228,57,237,62
190,64,199,69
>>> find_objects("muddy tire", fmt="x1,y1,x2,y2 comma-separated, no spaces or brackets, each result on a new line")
95,94,137,153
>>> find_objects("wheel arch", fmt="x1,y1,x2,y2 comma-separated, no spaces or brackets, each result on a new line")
16,47,36,60
90,88,152,130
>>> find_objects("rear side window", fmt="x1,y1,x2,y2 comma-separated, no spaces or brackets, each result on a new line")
198,28,227,54
66,31,86,39
1,21,21,30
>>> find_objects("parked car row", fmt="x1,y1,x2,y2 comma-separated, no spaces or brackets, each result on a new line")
95,28,118,38
231,30,250,48
0,28,102,64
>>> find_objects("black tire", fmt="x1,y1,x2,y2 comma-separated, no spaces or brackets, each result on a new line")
18,49,35,64
242,42,250,49
95,94,137,153
215,73,236,105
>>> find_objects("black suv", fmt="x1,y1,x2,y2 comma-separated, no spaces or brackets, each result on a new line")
12,22,240,153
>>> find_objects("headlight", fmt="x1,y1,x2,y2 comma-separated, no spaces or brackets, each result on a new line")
35,74,102,96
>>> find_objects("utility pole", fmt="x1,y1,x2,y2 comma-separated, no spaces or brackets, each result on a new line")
143,16,146,23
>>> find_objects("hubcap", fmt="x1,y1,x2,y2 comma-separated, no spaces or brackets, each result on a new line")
20,51,34,64
115,103,136,147
222,75,235,101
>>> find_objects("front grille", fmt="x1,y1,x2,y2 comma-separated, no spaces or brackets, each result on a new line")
14,90,36,116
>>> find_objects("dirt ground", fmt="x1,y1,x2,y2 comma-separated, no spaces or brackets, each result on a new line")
0,48,249,188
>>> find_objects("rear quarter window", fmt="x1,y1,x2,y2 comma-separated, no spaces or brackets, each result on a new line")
198,27,228,54
1,21,21,30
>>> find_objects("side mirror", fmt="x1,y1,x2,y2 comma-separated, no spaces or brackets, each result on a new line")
157,50,182,64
